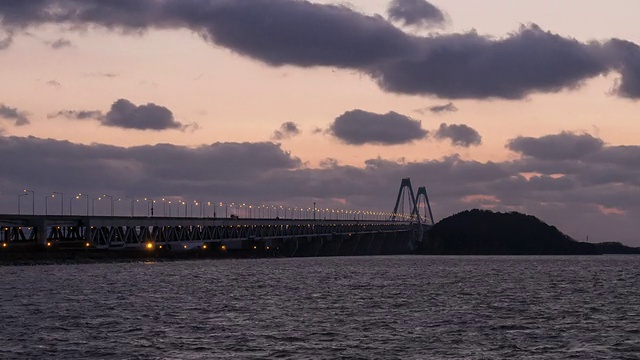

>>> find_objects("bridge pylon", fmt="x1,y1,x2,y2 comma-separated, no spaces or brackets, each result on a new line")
415,186,435,226
391,178,420,223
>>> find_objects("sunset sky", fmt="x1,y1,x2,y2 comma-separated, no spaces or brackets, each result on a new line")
1,0,639,246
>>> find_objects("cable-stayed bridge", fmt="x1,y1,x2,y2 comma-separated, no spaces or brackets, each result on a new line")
0,178,434,257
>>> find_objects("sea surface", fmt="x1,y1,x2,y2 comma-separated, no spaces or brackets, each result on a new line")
1,256,639,359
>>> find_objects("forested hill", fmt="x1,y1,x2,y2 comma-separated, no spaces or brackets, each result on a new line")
420,209,640,255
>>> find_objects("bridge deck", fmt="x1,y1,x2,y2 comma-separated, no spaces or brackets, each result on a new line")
1,215,426,252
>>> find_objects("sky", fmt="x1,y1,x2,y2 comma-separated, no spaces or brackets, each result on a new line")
1,0,640,246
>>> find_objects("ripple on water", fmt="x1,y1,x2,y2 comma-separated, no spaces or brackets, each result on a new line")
0,256,639,359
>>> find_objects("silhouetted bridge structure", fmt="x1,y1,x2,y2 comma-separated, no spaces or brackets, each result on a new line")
1,178,434,257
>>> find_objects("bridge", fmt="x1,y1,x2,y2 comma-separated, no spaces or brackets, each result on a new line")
0,178,434,257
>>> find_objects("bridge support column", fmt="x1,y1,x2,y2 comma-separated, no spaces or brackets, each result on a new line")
33,218,47,246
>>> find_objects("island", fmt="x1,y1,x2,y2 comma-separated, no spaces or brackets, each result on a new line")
420,209,640,255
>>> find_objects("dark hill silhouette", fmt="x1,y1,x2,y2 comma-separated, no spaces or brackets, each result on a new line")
420,209,640,255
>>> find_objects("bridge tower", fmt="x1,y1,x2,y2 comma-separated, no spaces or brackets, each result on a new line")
391,178,419,222
415,186,435,226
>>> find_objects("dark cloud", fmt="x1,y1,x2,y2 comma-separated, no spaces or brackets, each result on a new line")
434,123,482,147
2,2,640,99
330,109,428,145
371,25,612,99
51,99,184,130
507,132,604,160
604,39,640,99
428,102,458,114
272,121,301,140
51,110,103,120
0,104,29,126
49,37,71,49
105,99,181,130
0,135,301,198
387,0,446,28
46,80,61,87
170,0,418,68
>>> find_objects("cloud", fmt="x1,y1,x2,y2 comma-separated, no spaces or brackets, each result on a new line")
2,2,640,99
51,110,103,120
371,25,615,99
0,33,11,49
387,0,446,28
105,99,182,130
0,135,301,197
426,102,458,114
46,80,61,87
507,132,604,160
434,123,482,147
272,121,301,140
51,99,184,130
0,104,30,126
49,37,71,49
330,109,428,145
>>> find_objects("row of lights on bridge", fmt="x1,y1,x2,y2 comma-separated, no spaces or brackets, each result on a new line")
15,190,419,221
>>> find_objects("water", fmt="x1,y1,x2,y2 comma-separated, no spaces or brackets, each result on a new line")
1,256,639,359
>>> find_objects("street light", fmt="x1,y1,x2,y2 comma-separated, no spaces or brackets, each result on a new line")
191,201,199,218
144,198,155,217
53,192,63,215
76,193,89,216
102,194,114,216
125,196,135,217
221,202,227,218
45,194,53,215
92,197,101,216
23,189,34,215
18,193,27,214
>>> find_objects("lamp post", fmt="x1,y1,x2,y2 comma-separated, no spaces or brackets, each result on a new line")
76,193,89,216
53,192,63,215
18,193,27,214
191,201,199,218
144,198,154,217
102,194,114,216
92,197,101,216
24,189,34,215
168,200,172,217
125,196,135,217
45,194,53,215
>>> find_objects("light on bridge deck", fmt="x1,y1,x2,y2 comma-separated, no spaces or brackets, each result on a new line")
145,242,154,250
